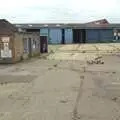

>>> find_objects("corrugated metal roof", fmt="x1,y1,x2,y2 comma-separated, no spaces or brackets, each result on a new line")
14,23,120,29
14,23,85,29
85,24,120,29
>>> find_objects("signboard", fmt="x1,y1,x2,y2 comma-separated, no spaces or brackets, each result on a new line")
1,50,12,58
1,37,12,58
2,37,10,43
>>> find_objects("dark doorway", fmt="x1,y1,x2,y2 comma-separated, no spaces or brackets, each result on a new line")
73,29,86,43
82,29,86,43
40,36,48,53
28,38,32,57
26,29,40,32
61,29,65,44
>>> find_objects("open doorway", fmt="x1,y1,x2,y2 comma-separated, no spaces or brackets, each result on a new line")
61,29,65,44
40,36,48,53
73,29,86,43
28,38,32,57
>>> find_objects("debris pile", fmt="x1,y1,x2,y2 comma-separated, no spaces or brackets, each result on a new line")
87,56,104,65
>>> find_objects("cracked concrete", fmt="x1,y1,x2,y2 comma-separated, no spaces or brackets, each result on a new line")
0,44,120,120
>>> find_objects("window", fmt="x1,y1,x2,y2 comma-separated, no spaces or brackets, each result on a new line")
33,39,37,49
23,38,28,53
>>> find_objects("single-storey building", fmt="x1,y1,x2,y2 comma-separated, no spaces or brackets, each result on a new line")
22,31,41,59
15,19,120,44
0,19,41,63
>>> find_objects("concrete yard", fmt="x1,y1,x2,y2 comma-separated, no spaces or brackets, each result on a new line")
1,44,120,120
48,43,120,61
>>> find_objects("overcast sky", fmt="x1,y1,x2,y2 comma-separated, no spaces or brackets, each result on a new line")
0,0,120,23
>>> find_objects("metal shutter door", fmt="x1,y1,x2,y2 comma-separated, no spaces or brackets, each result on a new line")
49,29,62,44
65,29,73,44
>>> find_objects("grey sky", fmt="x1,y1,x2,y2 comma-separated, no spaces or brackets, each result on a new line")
0,0,120,23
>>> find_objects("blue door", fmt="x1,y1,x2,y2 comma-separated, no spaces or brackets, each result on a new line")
65,29,73,44
86,29,114,43
49,28,62,44
99,29,113,42
86,29,99,43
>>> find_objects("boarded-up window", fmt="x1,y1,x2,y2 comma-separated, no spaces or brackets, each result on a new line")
23,38,28,53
